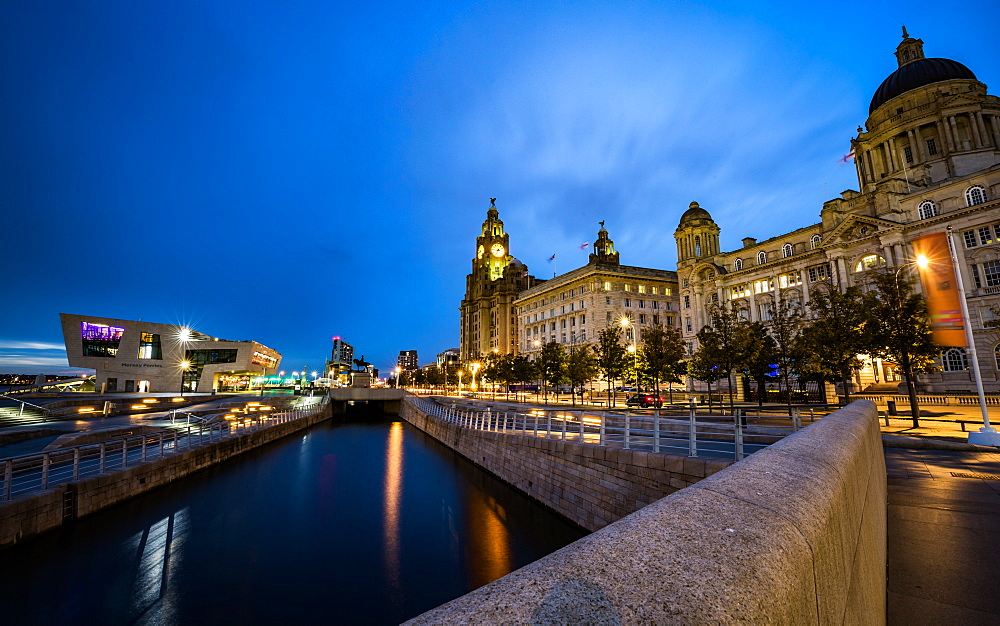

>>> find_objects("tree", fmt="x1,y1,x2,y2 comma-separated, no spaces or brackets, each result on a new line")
865,269,940,427
565,346,597,407
796,285,870,405
536,341,567,403
769,296,803,412
640,324,686,403
511,354,537,391
695,303,748,409
593,326,627,407
740,321,777,407
686,350,721,408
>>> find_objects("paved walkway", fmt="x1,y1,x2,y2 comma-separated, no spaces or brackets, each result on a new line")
886,446,1000,625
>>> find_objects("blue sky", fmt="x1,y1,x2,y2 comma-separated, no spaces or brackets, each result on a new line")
1,1,997,377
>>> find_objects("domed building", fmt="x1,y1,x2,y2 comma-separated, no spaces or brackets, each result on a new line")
677,31,1000,396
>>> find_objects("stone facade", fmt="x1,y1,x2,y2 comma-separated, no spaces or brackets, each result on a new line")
459,200,536,360
515,224,679,361
677,33,1000,393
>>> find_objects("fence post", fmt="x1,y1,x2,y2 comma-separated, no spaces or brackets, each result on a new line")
122,439,128,468
173,431,178,452
41,453,50,489
187,426,193,449
3,460,11,501
533,411,539,437
74,448,81,480
688,409,698,457
562,413,567,440
624,412,631,449
546,412,552,439
578,412,585,442
159,433,164,458
141,436,147,463
653,410,660,453
600,412,606,446
734,410,745,461
99,443,106,474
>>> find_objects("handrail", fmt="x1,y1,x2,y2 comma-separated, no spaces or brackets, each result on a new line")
0,395,51,415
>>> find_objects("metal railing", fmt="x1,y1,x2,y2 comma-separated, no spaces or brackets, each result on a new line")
0,395,52,418
0,398,327,502
407,397,801,462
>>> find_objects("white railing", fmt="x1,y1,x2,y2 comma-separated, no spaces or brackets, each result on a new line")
0,399,327,502
406,397,800,462
0,394,52,418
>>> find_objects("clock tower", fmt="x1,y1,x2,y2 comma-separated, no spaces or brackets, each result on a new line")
460,199,534,361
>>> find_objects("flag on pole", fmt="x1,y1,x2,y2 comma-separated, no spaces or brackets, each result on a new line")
579,242,589,250
547,254,556,261
840,150,855,163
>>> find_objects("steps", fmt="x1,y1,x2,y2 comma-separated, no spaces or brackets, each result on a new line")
0,406,50,428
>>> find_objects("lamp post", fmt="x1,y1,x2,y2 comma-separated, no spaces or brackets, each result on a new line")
470,362,481,392
620,315,637,392
457,370,464,394
394,367,402,389
179,360,191,397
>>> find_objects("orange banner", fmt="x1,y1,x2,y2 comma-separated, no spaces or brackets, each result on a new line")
911,232,966,347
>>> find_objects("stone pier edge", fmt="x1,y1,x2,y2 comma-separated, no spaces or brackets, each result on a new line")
401,398,886,624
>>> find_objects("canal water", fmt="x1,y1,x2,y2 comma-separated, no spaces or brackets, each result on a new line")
0,415,586,624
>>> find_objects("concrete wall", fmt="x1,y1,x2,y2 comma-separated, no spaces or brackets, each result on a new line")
404,399,886,624
399,401,733,532
0,406,331,548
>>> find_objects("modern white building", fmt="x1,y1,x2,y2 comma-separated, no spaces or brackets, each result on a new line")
60,313,281,393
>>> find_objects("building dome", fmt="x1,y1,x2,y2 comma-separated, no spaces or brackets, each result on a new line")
678,201,713,226
869,57,977,114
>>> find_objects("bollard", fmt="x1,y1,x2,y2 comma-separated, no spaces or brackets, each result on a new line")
791,407,801,432
887,399,898,416
688,410,698,457
734,410,745,461
653,411,660,453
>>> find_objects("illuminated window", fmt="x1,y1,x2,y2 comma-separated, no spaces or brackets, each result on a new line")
81,322,124,358
651,287,658,295
137,333,162,360
854,254,886,272
966,185,987,207
604,281,612,291
624,284,632,292
638,285,646,294
918,200,937,220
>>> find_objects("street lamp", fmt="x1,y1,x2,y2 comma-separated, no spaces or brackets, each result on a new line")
179,360,191,397
457,370,464,394
394,367,402,389
627,344,638,391
470,362,481,392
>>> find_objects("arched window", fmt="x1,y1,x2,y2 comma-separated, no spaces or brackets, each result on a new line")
942,347,968,372
782,243,793,258
918,200,938,219
757,251,767,265
694,236,702,257
734,258,743,271
854,254,886,272
810,234,822,250
966,185,987,207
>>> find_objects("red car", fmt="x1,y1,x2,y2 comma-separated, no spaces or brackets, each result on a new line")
626,393,665,408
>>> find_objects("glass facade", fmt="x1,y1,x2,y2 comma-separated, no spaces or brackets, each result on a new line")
81,322,124,358
138,333,162,360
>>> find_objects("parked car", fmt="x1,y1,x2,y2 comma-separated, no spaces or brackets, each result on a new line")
626,393,665,408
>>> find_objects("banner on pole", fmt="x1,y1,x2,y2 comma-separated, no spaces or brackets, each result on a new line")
912,232,966,347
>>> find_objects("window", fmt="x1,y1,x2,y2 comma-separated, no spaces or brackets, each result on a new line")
638,285,646,294
757,251,767,265
972,264,982,288
979,227,996,246
653,315,660,325
569,303,574,312
964,230,979,248
561,319,567,329
781,243,793,258
918,200,937,220
550,322,556,331
903,146,913,163
685,317,692,332
982,260,1000,287
757,301,773,321
807,264,830,282
753,279,772,294
606,296,612,305
81,322,125,358
810,234,822,249
606,312,613,323
942,347,968,372
638,300,646,309
651,287,658,295
966,185,987,207
137,333,162,360
926,138,937,156
639,314,647,324
581,314,586,325
624,298,632,307
624,284,632,292
683,295,690,308
778,272,802,288
694,236,702,257
603,281,612,291
711,293,719,303
651,301,659,310
734,258,743,271
854,254,886,272
561,306,566,314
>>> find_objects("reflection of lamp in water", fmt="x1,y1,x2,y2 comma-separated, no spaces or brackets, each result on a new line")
382,422,404,590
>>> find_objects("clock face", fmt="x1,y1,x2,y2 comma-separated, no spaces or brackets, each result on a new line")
477,245,484,259
491,243,505,258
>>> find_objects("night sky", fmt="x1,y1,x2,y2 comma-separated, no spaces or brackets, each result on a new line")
2,1,997,377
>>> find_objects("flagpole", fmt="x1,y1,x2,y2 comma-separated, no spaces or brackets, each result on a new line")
946,226,998,444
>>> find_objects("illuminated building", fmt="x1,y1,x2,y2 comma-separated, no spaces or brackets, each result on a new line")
397,350,418,371
460,199,537,360
516,223,679,358
677,32,1000,393
326,336,355,380
60,314,281,393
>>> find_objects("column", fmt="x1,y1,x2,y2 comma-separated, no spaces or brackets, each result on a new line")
939,118,955,152
885,140,897,172
990,115,1000,150
883,245,895,266
865,150,878,183
968,113,984,149
800,269,811,307
893,243,906,266
908,128,923,161
834,257,849,288
949,116,962,151
974,112,991,148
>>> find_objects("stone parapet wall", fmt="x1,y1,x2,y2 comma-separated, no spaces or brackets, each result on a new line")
405,399,885,624
0,406,331,548
399,400,733,532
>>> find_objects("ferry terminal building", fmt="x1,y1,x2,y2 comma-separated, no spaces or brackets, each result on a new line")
60,313,281,394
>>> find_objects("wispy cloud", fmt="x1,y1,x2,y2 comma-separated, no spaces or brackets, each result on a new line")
0,340,65,350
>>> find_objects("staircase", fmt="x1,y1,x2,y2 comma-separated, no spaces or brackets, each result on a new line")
0,404,50,428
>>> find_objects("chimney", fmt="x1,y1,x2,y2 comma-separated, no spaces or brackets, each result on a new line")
742,237,757,248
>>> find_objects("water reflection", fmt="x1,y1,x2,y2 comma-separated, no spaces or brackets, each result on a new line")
382,421,404,590
126,507,189,624
466,493,512,588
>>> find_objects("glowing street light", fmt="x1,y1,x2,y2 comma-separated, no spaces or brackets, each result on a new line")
394,366,402,389
470,362,481,392
179,360,191,397
457,369,464,394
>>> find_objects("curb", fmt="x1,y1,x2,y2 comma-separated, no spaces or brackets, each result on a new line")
881,433,999,452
